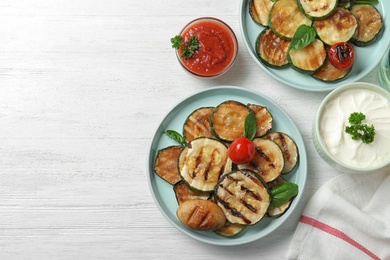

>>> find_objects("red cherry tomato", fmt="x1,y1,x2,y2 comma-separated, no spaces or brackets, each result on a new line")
328,42,355,70
228,137,256,165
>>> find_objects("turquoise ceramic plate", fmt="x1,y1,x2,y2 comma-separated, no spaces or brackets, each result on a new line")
239,0,390,92
146,86,307,246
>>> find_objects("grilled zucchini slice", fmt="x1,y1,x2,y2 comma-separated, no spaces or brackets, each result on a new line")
214,169,271,225
183,107,214,143
211,100,251,142
215,221,246,237
266,132,299,174
351,4,383,47
248,103,273,137
288,38,327,74
238,138,284,182
249,0,275,26
297,0,338,20
173,181,210,205
314,7,358,45
312,55,352,82
178,137,232,192
154,145,182,185
266,176,293,218
269,0,312,40
255,29,291,69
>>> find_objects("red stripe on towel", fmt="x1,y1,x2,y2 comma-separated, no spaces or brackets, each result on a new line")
300,215,380,260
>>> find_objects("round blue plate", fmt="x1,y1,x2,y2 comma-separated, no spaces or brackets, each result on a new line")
239,0,390,91
146,86,307,246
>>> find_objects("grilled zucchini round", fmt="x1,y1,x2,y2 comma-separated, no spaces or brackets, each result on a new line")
351,4,383,47
214,169,270,225
255,29,290,69
183,107,214,143
178,137,232,192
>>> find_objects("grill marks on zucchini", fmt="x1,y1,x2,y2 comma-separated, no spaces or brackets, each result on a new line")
248,103,273,137
215,170,270,225
351,4,383,46
269,0,312,40
183,107,214,143
314,7,358,46
211,100,250,142
179,137,232,192
266,132,299,174
250,0,275,26
238,138,284,183
297,0,338,20
256,29,290,69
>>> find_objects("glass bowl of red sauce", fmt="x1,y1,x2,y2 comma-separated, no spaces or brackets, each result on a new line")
176,17,238,79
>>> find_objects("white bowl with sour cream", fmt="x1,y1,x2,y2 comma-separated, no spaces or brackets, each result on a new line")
313,82,390,173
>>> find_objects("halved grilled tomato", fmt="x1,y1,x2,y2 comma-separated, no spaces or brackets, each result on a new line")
328,42,355,70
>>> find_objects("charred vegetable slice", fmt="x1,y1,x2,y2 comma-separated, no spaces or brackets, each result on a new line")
288,38,327,74
266,132,299,174
249,0,275,26
297,0,338,20
255,29,291,69
248,103,273,137
314,7,358,45
351,4,383,47
215,169,271,225
154,145,182,185
211,100,251,142
269,0,312,40
215,221,246,237
313,56,352,82
266,177,293,218
238,138,284,182
183,107,214,143
173,181,210,205
178,137,232,192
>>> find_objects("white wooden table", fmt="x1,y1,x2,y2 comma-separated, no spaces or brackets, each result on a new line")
0,1,386,259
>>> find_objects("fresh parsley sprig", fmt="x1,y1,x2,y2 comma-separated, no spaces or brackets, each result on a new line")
345,112,376,144
170,35,199,59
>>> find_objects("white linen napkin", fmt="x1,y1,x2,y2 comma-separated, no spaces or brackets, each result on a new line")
288,170,390,260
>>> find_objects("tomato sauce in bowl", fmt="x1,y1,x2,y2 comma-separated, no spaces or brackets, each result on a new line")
177,17,238,78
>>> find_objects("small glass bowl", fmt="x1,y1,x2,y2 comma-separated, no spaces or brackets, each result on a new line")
312,82,390,173
175,17,238,79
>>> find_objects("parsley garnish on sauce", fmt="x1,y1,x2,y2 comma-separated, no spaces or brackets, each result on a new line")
345,112,375,144
170,35,199,59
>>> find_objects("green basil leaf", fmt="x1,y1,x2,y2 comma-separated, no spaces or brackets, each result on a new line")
290,25,316,51
164,130,186,146
270,182,299,207
244,110,256,140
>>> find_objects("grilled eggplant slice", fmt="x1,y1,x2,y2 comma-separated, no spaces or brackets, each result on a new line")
266,132,298,174
269,0,312,40
183,107,214,143
238,138,284,183
351,4,383,47
211,100,251,142
178,137,232,192
154,145,182,185
297,0,338,20
255,29,291,69
173,181,210,205
314,7,358,45
288,38,327,74
249,0,275,26
248,103,273,137
214,169,271,225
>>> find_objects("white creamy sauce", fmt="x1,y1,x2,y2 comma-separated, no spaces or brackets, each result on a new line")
320,88,390,168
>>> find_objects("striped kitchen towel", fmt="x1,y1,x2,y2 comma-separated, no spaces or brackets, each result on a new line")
288,170,390,260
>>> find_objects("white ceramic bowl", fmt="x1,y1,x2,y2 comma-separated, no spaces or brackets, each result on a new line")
313,82,390,173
